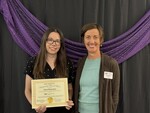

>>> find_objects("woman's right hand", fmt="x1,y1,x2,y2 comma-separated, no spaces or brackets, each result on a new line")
65,100,74,110
35,105,47,113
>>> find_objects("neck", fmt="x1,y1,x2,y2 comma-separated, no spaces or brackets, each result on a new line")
46,54,57,62
87,51,101,59
46,54,57,70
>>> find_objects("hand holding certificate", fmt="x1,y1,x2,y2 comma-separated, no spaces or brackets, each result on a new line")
31,78,68,108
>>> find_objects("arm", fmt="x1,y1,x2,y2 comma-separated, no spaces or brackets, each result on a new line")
65,83,74,110
65,59,75,110
24,74,32,104
24,57,46,113
68,83,73,100
24,57,35,104
112,60,120,112
24,74,46,113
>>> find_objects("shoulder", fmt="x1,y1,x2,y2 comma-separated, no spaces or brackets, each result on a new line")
76,56,87,69
24,56,37,77
78,56,87,64
66,58,74,66
27,56,36,62
66,57,75,71
25,56,37,67
102,53,118,66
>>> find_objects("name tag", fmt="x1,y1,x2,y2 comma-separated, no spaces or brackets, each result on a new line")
104,71,113,79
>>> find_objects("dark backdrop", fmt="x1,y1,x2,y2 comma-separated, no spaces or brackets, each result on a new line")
0,0,150,113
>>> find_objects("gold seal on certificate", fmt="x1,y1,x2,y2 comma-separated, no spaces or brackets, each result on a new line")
31,78,68,108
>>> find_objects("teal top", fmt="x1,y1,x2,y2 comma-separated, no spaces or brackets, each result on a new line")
79,58,101,113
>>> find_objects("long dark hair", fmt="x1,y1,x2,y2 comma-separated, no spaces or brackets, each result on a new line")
33,28,67,79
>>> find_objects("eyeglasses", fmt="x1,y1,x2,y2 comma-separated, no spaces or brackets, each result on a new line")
46,38,61,45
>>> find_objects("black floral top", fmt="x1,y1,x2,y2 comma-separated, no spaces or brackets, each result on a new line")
24,57,75,83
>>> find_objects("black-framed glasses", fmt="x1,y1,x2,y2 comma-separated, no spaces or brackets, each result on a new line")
46,38,61,45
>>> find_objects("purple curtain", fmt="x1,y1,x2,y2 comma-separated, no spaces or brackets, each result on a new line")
0,0,150,64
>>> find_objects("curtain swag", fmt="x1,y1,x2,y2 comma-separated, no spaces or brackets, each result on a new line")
0,0,150,65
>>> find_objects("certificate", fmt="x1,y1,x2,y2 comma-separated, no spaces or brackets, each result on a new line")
31,78,68,108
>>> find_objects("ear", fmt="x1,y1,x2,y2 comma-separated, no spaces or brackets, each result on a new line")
100,44,103,47
99,38,104,47
100,37,104,44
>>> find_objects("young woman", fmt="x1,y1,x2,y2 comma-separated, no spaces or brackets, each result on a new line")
24,28,74,113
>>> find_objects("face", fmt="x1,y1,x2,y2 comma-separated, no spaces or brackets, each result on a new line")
46,32,61,55
84,28,102,55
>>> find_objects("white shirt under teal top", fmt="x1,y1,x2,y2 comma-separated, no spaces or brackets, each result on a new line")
79,57,101,113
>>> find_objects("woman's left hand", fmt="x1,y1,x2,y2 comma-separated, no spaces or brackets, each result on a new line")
65,100,74,110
